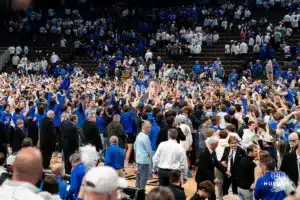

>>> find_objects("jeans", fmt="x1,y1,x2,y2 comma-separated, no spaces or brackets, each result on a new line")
136,164,150,189
238,187,253,200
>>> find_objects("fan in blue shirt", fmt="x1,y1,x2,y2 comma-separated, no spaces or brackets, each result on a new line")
96,110,106,133
193,61,201,74
12,108,25,127
104,137,125,170
121,107,134,135
254,157,289,200
67,159,86,200
34,106,46,128
0,105,12,128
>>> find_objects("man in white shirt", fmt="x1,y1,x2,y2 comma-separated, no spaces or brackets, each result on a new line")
230,42,236,55
213,32,219,43
153,128,188,186
234,43,241,56
240,42,248,55
60,37,67,48
12,54,20,67
225,44,230,55
8,46,15,55
145,49,153,61
217,105,228,129
0,147,43,200
244,8,251,20
15,46,22,55
255,34,261,45
20,55,27,64
283,14,291,27
177,66,185,80
148,60,156,77
50,52,59,64
40,58,48,68
242,121,257,148
221,19,228,31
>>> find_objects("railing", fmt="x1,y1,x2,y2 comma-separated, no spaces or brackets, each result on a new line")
0,48,10,72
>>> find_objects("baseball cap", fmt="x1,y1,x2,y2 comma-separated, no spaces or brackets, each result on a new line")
85,166,128,193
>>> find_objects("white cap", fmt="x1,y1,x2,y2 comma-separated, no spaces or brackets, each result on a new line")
165,103,173,110
85,166,128,193
262,134,274,143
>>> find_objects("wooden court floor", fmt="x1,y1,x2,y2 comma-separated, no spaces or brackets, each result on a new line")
125,165,197,199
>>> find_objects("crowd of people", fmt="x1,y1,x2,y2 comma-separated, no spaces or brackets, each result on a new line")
1,1,300,200
0,49,299,199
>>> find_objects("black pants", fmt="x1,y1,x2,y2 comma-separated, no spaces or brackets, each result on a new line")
42,148,52,169
63,148,72,174
26,119,38,146
222,176,238,195
55,126,62,152
158,169,171,186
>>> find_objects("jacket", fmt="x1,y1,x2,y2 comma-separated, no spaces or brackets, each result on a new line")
107,121,126,149
236,155,256,189
104,144,125,170
168,184,186,200
38,192,62,200
40,117,56,151
0,179,43,200
195,147,226,183
61,121,79,154
221,146,246,176
280,152,298,186
12,127,27,153
189,193,206,200
67,163,85,200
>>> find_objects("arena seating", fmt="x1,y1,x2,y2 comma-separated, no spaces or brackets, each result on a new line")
0,6,298,74
154,7,298,74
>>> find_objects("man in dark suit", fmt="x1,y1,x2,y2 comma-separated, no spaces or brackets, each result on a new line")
280,143,300,186
61,115,79,174
83,112,103,152
40,110,56,169
12,119,27,153
195,136,228,185
221,136,246,195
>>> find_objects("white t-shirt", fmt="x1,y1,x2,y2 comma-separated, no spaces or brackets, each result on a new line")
145,51,153,61
15,46,22,55
217,112,228,128
8,46,15,55
12,55,20,65
179,124,193,151
41,60,48,67
51,54,59,63
60,39,66,48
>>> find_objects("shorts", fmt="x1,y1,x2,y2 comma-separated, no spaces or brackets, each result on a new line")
127,135,136,144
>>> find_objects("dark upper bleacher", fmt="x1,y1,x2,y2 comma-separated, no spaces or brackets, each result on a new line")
1,5,299,74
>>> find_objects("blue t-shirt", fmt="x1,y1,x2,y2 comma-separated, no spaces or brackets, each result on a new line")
121,110,133,134
96,115,106,133
254,171,287,200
